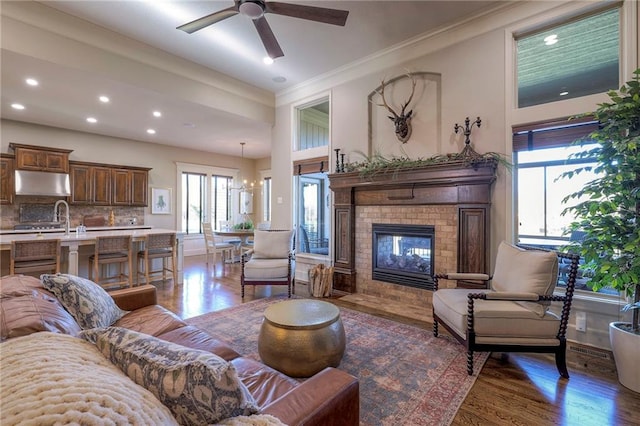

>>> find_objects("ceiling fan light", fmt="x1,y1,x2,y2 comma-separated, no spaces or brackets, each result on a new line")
239,2,264,19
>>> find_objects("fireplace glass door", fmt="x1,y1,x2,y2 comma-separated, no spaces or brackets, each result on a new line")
372,224,435,290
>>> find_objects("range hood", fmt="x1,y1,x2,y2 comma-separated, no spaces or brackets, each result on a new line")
15,170,71,196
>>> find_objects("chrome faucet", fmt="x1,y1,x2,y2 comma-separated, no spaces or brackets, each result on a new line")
54,199,70,235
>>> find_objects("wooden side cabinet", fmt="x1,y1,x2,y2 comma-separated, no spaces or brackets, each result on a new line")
0,154,15,205
9,143,72,173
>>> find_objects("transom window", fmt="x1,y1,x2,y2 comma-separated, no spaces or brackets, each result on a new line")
516,6,620,108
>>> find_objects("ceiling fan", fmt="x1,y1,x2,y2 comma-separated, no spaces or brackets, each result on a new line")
177,0,349,59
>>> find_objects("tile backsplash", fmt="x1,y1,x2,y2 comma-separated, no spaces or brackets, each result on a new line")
1,196,144,229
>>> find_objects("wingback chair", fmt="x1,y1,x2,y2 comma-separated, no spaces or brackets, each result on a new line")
241,229,295,298
432,241,579,378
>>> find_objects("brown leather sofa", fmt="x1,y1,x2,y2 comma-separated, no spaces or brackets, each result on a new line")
0,275,360,425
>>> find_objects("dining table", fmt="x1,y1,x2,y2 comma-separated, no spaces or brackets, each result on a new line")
214,229,254,261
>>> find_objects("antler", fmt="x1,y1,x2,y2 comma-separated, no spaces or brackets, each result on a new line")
375,79,399,118
374,73,416,117
400,73,416,115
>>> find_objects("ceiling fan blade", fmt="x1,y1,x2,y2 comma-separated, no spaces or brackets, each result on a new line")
177,6,239,34
253,17,284,59
265,2,348,26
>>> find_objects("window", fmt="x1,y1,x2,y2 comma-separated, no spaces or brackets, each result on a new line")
513,119,616,295
293,94,331,256
177,163,236,235
295,171,329,255
211,175,232,230
262,176,271,222
516,144,599,244
516,6,619,108
181,172,205,235
295,99,329,151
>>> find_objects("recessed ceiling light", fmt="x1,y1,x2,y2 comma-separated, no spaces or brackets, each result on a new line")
272,76,287,83
86,117,97,123
559,91,569,96
263,56,274,65
11,103,25,110
25,78,39,86
146,129,156,135
544,34,558,46
99,95,110,103
153,111,162,118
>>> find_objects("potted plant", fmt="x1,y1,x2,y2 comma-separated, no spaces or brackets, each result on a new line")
561,68,640,392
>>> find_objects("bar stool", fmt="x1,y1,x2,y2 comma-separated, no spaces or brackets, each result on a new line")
88,235,133,289
10,239,61,277
137,233,177,285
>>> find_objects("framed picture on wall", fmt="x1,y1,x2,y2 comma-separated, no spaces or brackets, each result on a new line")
151,187,172,215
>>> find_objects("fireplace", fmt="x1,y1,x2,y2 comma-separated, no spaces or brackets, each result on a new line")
329,161,497,296
372,223,435,290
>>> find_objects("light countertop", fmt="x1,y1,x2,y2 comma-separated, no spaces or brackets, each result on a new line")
0,228,182,247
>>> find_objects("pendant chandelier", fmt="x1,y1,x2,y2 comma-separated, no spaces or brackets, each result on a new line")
234,142,256,192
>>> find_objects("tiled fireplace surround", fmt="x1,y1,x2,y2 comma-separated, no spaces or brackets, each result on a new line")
355,205,458,306
328,161,498,307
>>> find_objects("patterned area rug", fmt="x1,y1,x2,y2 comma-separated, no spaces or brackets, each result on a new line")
186,296,488,426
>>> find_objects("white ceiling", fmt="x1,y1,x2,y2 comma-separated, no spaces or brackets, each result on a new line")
1,1,499,158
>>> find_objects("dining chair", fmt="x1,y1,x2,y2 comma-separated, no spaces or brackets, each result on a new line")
203,222,234,268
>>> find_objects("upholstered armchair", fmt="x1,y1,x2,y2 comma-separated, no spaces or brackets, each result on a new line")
432,241,579,378
241,229,295,298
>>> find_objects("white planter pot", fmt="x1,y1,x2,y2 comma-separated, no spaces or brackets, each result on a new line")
609,322,640,393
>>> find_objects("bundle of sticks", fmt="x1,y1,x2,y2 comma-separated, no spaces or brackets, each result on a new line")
308,264,334,297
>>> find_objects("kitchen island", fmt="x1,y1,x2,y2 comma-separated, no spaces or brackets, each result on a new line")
0,228,184,284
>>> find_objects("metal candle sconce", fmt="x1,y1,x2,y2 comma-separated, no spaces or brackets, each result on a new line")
454,116,482,160
334,148,345,173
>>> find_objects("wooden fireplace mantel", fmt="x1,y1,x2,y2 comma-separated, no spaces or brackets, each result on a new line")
328,160,498,293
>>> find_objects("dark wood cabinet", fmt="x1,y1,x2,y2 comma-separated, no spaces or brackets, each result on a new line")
131,170,148,206
0,154,15,205
70,161,148,206
112,169,131,205
93,166,112,205
70,162,112,205
9,143,72,173
113,167,149,206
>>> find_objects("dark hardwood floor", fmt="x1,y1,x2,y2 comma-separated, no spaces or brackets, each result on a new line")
154,255,639,426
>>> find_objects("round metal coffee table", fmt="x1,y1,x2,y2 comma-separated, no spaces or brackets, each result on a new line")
258,299,346,378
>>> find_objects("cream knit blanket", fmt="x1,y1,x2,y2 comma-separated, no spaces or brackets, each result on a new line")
1,332,179,426
1,332,287,426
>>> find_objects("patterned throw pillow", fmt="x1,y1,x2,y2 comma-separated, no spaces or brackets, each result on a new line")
80,327,258,426
40,274,127,329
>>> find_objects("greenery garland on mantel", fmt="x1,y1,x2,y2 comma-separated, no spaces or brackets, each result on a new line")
343,150,510,180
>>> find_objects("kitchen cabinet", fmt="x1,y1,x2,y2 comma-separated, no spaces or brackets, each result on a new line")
0,154,15,205
112,167,150,206
69,162,112,205
9,143,72,173
70,162,148,206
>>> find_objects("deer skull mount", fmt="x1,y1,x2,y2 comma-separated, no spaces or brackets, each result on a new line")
374,74,417,143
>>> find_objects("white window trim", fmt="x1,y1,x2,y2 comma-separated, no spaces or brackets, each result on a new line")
291,91,332,154
291,92,332,259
